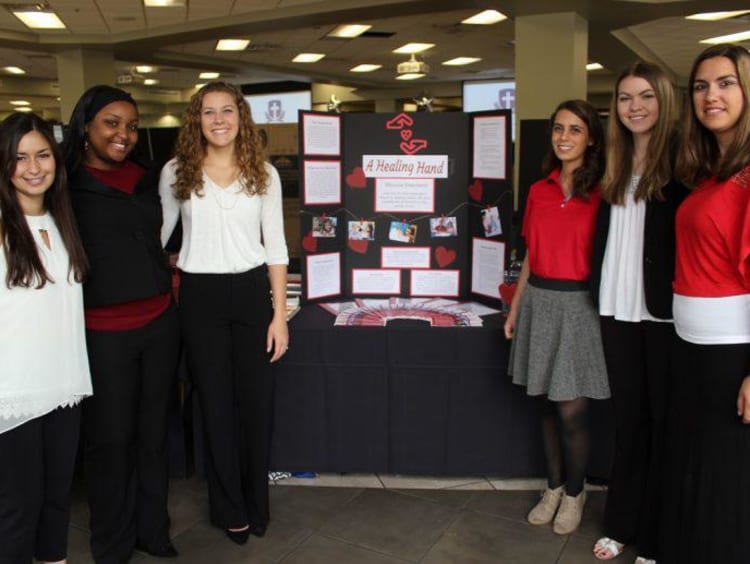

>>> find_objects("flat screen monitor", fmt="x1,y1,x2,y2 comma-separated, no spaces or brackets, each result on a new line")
463,80,516,139
244,91,311,125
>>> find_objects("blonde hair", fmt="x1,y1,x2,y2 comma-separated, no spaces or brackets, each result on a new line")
601,61,675,204
171,81,268,200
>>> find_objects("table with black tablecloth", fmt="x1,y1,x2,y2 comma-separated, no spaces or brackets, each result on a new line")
269,305,613,478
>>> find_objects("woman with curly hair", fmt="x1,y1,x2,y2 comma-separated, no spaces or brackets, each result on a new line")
505,99,608,536
159,81,289,545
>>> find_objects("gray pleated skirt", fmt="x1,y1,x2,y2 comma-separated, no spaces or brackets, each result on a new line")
509,282,610,401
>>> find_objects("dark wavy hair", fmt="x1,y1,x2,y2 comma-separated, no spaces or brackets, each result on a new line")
602,61,676,204
675,43,750,187
61,84,138,176
170,81,269,200
542,99,605,199
0,112,88,288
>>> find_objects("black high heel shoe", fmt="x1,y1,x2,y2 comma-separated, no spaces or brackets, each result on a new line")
225,527,250,545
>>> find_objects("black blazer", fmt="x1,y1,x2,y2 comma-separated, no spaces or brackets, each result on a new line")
589,178,688,320
70,161,172,309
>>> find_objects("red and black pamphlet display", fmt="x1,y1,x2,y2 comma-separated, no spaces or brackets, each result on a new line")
299,110,512,305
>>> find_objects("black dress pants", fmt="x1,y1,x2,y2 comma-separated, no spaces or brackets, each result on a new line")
0,405,81,564
599,317,673,559
179,268,274,531
83,305,180,564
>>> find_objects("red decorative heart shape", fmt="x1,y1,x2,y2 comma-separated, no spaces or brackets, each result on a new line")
399,138,428,155
386,113,414,130
302,230,318,253
345,166,367,188
435,246,456,267
348,239,369,254
468,179,483,202
400,129,413,141
499,282,518,305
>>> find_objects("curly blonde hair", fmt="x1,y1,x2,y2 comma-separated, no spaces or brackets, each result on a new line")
171,81,268,200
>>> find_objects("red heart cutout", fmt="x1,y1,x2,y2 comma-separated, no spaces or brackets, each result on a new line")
400,138,428,155
302,231,317,253
499,282,517,305
435,246,456,267
386,113,414,130
468,179,483,202
348,239,369,254
345,166,367,188
400,129,412,141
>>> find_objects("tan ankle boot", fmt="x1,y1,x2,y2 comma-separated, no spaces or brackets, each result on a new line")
527,485,564,525
553,490,586,534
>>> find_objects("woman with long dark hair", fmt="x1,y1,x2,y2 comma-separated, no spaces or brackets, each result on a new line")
0,112,91,563
590,61,686,563
659,43,750,564
62,85,180,562
505,99,608,536
160,81,288,545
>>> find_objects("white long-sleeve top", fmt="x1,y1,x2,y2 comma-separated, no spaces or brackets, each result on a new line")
159,160,289,273
0,213,92,434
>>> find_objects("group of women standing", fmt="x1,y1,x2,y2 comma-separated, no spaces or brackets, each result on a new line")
507,43,750,564
0,80,287,563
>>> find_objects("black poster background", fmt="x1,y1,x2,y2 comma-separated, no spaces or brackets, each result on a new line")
299,110,512,304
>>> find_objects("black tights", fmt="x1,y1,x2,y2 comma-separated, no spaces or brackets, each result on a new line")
539,397,589,496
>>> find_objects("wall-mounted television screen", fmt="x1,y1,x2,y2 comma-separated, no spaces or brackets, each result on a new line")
463,80,516,139
244,91,312,125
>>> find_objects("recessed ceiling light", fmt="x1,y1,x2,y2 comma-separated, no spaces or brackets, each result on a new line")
350,64,382,72
393,43,434,54
442,57,481,66
16,107,33,112
4,66,26,75
136,65,154,73
144,79,159,85
687,11,750,21
293,53,325,63
396,73,425,80
586,62,604,71
461,10,507,25
12,10,66,29
216,39,250,51
328,24,372,38
10,100,30,106
199,72,220,79
701,30,750,44
144,0,186,6
195,83,206,89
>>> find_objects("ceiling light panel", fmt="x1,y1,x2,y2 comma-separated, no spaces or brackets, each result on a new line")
144,79,159,85
293,53,325,63
328,24,372,38
686,11,750,21
10,100,30,106
144,0,186,6
216,39,250,51
350,64,382,72
4,66,26,75
442,57,481,66
136,65,154,73
393,43,434,54
396,73,425,80
12,10,66,29
461,10,507,25
701,30,750,44
586,62,604,71
199,72,220,79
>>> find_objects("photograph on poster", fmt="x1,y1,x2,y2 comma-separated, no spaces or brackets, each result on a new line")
303,160,341,205
388,221,418,243
381,246,431,269
481,206,502,237
302,113,341,155
429,216,457,237
306,252,342,300
348,220,375,241
312,216,337,238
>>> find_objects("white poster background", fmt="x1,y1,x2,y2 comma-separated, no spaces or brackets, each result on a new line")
302,113,341,155
473,115,507,180
303,160,341,205
375,178,435,213
362,155,448,178
352,269,401,295
381,247,431,269
410,270,460,297
471,238,505,299
306,252,341,299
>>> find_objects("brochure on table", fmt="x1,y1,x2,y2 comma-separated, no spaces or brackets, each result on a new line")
299,110,512,305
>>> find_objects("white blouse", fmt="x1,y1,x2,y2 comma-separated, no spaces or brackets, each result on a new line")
159,160,289,273
599,176,665,322
0,213,92,434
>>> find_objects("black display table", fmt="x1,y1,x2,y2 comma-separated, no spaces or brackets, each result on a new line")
269,305,614,478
